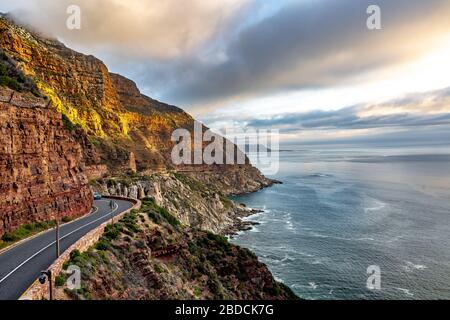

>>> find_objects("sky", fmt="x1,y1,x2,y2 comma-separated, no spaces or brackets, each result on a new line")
1,0,450,147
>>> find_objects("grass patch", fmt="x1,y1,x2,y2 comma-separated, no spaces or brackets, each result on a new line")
173,172,208,193
206,232,231,249
55,275,66,287
61,216,72,223
95,237,111,251
0,220,56,250
0,49,42,96
141,197,180,228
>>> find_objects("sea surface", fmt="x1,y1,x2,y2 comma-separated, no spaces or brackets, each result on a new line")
231,146,450,300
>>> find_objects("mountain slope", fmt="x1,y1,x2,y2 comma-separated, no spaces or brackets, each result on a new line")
55,198,298,300
0,16,272,195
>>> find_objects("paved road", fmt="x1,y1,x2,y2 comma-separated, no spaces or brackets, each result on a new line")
0,198,134,300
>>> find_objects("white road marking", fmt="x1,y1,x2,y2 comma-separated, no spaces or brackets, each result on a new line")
0,203,119,284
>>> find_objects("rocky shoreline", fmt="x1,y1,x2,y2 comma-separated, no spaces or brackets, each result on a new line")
225,206,264,238
225,179,282,237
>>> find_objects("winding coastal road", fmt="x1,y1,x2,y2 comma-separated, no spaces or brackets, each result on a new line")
0,198,134,300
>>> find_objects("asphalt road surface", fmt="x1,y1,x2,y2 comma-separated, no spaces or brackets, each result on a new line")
0,198,134,300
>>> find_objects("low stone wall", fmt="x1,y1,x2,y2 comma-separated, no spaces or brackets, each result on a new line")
19,197,141,300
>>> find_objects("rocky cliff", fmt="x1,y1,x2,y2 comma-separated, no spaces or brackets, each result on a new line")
0,16,271,196
90,172,263,234
55,199,298,300
0,87,92,236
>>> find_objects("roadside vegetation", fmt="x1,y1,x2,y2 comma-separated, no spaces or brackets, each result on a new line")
58,198,299,300
0,217,73,251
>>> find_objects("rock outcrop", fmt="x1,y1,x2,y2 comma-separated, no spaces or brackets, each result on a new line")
0,88,92,236
91,173,238,234
55,199,298,300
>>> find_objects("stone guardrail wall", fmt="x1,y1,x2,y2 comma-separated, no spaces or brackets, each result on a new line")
19,196,141,300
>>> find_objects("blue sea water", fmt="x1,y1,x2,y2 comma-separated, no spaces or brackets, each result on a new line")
231,146,450,300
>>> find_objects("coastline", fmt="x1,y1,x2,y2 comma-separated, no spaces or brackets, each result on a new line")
224,178,281,237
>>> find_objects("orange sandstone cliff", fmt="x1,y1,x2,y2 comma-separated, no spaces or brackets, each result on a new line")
0,16,270,190
0,88,92,236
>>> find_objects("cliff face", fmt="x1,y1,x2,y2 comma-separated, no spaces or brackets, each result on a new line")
0,17,270,195
0,88,92,236
89,171,277,234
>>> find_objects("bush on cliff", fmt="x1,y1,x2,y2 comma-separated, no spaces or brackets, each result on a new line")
0,49,41,96
141,198,180,228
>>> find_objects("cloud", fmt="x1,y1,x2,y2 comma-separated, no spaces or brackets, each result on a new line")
6,0,247,59
245,87,450,131
201,86,450,146
141,0,450,106
3,0,450,115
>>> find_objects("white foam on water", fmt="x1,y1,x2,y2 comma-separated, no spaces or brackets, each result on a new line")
280,253,296,263
283,212,296,232
396,288,414,297
249,226,260,233
273,275,284,283
403,261,428,272
309,282,318,290
363,197,388,214
312,258,324,265
309,232,374,242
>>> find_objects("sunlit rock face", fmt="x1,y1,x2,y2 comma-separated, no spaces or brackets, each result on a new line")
0,16,271,193
0,88,92,236
0,16,193,173
0,17,269,193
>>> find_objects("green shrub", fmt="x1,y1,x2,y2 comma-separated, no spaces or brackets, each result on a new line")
104,225,120,240
0,63,7,76
0,51,41,96
70,250,81,260
188,241,201,256
158,207,180,227
0,220,56,245
194,287,203,297
206,232,230,249
62,216,72,223
147,211,160,224
61,114,75,131
55,275,65,287
154,264,164,273
1,232,18,242
135,240,146,249
95,239,110,251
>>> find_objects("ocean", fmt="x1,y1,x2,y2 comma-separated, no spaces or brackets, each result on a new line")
231,146,450,300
